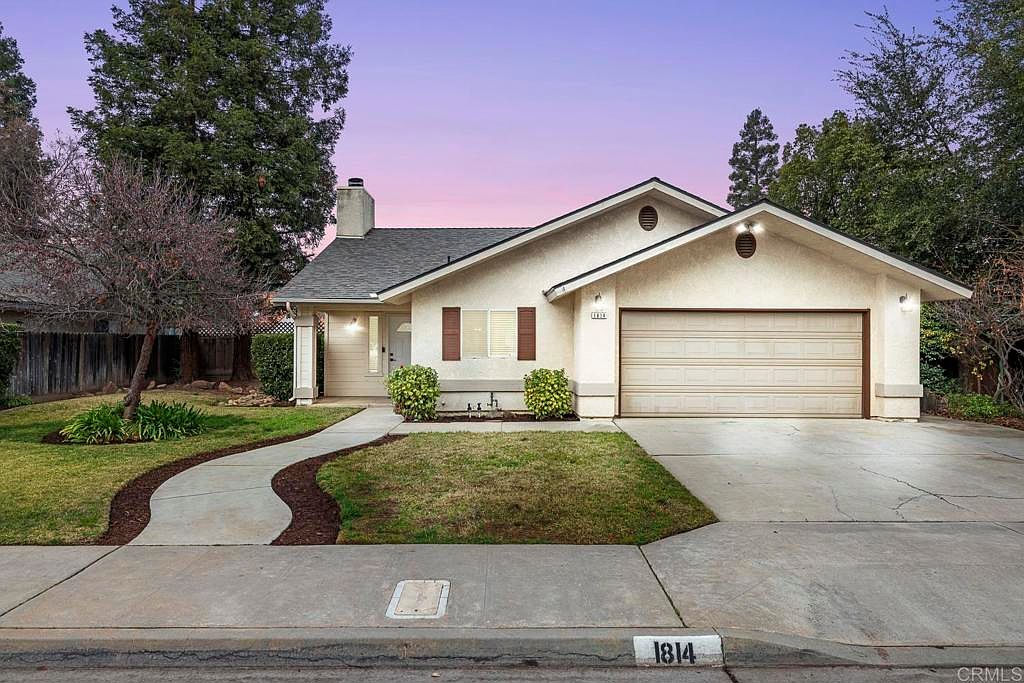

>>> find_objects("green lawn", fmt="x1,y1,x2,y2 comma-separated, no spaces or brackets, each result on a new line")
317,431,715,544
0,391,359,544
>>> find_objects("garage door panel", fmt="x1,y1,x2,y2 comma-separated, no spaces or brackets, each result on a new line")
620,364,861,388
620,311,864,417
620,390,863,416
622,338,861,361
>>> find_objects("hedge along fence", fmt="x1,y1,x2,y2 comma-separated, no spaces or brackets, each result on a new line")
250,332,324,401
1,323,21,398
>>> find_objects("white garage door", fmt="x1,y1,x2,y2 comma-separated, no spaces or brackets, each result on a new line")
620,311,864,417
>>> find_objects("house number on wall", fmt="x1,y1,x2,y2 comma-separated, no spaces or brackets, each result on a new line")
591,311,607,320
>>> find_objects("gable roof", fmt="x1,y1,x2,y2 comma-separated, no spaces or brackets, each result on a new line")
273,227,529,302
373,178,727,302
543,199,972,302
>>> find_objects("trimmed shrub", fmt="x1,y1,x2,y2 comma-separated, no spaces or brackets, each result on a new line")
131,400,206,441
60,403,128,444
251,332,325,402
251,333,293,401
523,368,573,419
946,393,1019,421
387,364,440,421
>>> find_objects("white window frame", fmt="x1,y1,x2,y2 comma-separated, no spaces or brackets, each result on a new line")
461,309,517,359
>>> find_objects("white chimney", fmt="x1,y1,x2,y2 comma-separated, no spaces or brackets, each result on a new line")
337,177,374,238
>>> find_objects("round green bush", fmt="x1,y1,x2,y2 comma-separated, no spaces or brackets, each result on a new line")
387,364,440,421
523,368,573,419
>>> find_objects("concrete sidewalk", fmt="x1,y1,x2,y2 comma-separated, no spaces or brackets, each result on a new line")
133,407,404,545
2,532,1024,670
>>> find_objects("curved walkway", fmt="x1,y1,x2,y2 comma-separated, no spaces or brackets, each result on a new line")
131,407,404,546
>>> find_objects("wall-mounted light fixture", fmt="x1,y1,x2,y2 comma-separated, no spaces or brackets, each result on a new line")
736,221,763,235
346,316,360,331
898,294,916,312
594,292,605,310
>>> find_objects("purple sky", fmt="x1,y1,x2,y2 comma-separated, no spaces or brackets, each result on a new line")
4,0,942,240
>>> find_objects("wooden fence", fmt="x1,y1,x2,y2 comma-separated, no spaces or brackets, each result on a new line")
10,332,236,397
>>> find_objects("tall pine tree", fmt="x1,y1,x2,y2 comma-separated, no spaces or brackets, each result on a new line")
726,108,780,208
0,21,38,125
69,0,352,284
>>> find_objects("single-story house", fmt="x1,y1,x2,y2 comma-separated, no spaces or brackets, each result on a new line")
273,177,970,419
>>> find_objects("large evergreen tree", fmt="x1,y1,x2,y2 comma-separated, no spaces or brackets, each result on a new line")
69,0,352,284
0,21,38,125
726,108,780,208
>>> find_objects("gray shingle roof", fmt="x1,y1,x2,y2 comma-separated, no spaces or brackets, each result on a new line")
274,227,529,300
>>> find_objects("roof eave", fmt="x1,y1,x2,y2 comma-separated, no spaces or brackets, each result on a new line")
377,178,728,302
545,202,972,302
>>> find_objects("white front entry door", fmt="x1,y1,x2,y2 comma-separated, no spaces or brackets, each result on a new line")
387,314,412,374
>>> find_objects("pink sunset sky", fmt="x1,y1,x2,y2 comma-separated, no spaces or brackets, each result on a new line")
3,1,941,247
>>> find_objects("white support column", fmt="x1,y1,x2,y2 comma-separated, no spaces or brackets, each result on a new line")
292,314,318,406
872,275,922,419
572,279,617,418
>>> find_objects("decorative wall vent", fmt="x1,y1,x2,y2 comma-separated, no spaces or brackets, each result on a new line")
638,205,658,231
735,231,757,258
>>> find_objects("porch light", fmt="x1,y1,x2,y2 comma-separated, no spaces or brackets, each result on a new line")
899,295,916,312
346,316,360,331
594,293,605,310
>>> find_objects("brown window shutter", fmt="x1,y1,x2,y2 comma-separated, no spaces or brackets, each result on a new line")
442,307,461,360
517,307,536,360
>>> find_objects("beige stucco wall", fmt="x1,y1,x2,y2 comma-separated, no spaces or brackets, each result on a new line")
320,201,923,419
409,197,710,412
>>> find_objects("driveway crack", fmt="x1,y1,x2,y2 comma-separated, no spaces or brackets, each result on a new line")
859,466,969,511
829,486,854,520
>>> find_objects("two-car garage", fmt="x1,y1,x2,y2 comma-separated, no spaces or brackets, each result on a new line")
619,310,867,417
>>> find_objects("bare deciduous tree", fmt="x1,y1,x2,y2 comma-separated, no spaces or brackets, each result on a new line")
0,138,265,419
937,253,1024,407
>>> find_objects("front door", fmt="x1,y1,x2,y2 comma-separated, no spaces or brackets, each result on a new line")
387,314,412,374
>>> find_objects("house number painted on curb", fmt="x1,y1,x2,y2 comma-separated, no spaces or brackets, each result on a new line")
632,635,723,667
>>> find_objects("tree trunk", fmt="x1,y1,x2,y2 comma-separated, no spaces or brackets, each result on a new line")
124,320,159,421
230,333,253,381
179,329,200,384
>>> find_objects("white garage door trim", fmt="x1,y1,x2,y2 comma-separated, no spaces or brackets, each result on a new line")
618,309,870,418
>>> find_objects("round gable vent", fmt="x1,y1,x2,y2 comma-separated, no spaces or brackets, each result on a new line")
735,231,757,258
638,205,658,231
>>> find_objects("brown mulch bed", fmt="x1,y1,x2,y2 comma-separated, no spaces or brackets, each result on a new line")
929,409,1024,432
95,429,326,545
423,412,579,423
270,434,405,545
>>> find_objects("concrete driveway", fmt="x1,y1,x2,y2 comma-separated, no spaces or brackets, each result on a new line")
616,416,1024,646
615,416,1024,522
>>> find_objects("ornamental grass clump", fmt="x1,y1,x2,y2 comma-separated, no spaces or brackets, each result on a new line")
523,368,574,419
386,365,440,421
60,400,207,444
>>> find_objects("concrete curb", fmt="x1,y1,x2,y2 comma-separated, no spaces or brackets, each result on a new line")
0,628,1022,670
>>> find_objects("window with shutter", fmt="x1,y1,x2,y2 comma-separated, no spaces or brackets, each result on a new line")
488,311,516,357
462,310,488,358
